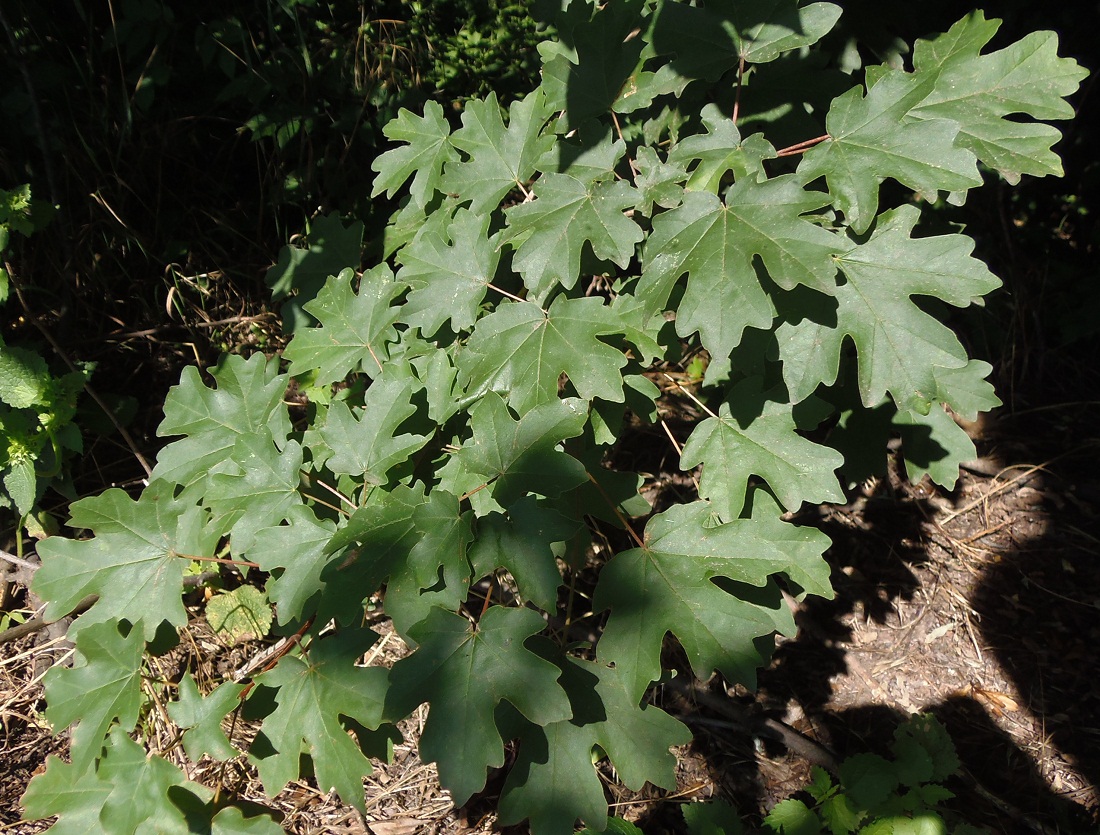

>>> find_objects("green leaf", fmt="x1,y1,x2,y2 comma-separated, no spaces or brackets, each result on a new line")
819,793,862,835
798,71,982,233
539,0,650,127
384,606,572,804
43,620,144,772
469,497,581,611
0,344,50,408
4,457,38,517
23,727,214,835
639,178,841,359
595,495,831,699
839,753,898,809
892,714,960,785
251,628,389,811
679,379,844,518
668,105,777,192
252,505,342,625
396,207,500,336
634,146,687,214
499,656,690,835
382,489,474,636
682,799,745,835
317,376,429,484
442,90,555,215
206,430,304,553
317,485,472,637
284,266,405,385
448,393,588,507
168,674,246,762
764,798,821,834
909,12,1087,184
894,405,974,490
151,353,290,493
652,0,842,79
34,484,220,640
265,213,363,334
930,360,1000,422
371,101,458,210
206,585,273,643
776,205,1001,412
503,173,643,300
458,296,630,413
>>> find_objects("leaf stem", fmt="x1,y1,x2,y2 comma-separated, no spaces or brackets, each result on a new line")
177,553,260,569
661,372,718,419
732,54,746,126
485,282,529,305
775,134,831,157
584,469,645,549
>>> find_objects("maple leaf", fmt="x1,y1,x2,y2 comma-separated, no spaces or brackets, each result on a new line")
668,104,777,191
370,100,458,210
594,496,832,699
447,393,588,507
251,628,390,812
679,379,844,519
168,674,246,762
150,353,290,493
284,266,405,385
251,505,343,625
384,606,572,804
441,90,555,215
633,146,687,215
314,486,473,636
651,0,842,79
539,0,650,127
264,213,364,334
24,728,207,835
457,296,630,413
503,173,643,300
381,489,475,636
798,69,982,233
469,497,581,611
499,655,691,835
316,376,429,484
205,429,305,554
396,207,500,337
775,205,1001,412
909,12,1087,184
42,620,144,772
639,177,841,359
34,483,220,640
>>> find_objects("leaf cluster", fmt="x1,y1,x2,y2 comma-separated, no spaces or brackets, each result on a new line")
21,3,1084,833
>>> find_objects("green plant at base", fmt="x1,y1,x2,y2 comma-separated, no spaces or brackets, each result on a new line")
0,185,85,539
22,3,1084,834
763,715,985,835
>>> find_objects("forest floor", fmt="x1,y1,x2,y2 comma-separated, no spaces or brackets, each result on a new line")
3,390,1097,835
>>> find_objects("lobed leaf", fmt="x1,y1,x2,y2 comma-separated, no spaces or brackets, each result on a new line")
384,606,572,804
251,628,390,812
595,495,831,699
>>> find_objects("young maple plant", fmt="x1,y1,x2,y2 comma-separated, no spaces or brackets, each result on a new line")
22,3,1084,833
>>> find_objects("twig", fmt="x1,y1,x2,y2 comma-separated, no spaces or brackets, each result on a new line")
0,594,98,646
0,571,217,647
0,549,38,573
664,677,840,773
